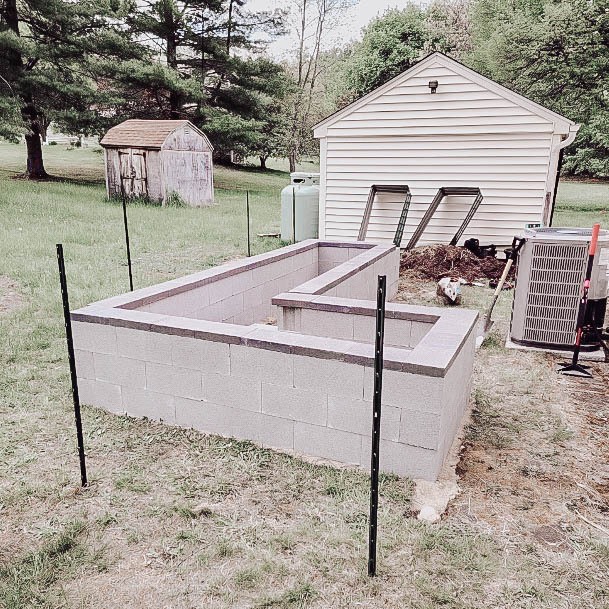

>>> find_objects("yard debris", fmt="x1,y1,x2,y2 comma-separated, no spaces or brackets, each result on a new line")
193,503,214,518
400,244,515,283
437,277,462,305
464,238,497,259
257,232,280,238
417,505,441,523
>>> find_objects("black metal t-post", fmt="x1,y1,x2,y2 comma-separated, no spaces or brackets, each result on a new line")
292,188,297,243
122,194,134,291
56,244,88,487
368,274,387,577
246,190,251,257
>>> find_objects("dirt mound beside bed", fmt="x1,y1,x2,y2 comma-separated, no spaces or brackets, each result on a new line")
400,245,514,283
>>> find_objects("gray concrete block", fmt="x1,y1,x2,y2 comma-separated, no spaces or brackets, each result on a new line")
78,378,122,412
384,318,412,349
174,396,234,437
243,283,264,308
293,355,365,399
208,276,239,304
319,245,350,266
146,286,210,316
294,422,362,465
175,397,294,451
171,336,230,375
94,352,146,388
146,362,202,400
327,395,400,442
230,344,293,386
360,438,441,480
364,368,443,412
203,372,261,412
250,413,294,451
318,262,335,274
146,292,193,316
72,321,117,354
300,309,354,340
74,350,95,379
399,410,441,450
122,386,176,423
411,321,432,347
262,382,327,426
279,307,301,332
353,314,375,343
116,327,173,364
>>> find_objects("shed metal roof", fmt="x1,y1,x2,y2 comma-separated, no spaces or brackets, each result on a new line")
100,119,210,149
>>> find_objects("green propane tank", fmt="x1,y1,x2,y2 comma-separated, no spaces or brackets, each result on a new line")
280,172,320,242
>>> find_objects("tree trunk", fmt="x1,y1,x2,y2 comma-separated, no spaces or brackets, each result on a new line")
226,0,234,53
25,131,47,178
288,151,297,173
259,156,267,170
21,102,48,178
2,0,47,177
163,1,180,118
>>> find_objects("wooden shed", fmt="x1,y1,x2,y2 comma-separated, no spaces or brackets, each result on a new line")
100,120,214,206
313,53,579,246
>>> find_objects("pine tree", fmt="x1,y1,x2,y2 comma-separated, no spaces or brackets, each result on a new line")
0,0,140,178
124,0,286,158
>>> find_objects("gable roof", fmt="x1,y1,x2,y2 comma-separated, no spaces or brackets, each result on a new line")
313,52,578,138
100,119,211,149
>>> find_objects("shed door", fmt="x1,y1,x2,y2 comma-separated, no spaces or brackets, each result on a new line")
119,149,148,198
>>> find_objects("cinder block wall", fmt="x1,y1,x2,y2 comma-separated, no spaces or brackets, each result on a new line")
280,306,432,348
71,241,478,481
141,247,319,324
73,319,475,480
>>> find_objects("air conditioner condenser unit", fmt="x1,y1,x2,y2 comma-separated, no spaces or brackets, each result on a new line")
510,227,609,351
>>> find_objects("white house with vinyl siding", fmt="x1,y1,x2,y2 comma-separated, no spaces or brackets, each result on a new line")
313,52,579,247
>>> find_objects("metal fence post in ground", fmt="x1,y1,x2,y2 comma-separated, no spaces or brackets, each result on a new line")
292,188,297,243
246,190,251,257
56,244,88,488
368,274,386,577
122,194,134,291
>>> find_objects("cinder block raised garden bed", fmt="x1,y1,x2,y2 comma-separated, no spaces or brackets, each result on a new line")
72,240,477,480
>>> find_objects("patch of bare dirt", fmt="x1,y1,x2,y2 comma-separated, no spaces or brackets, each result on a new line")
400,244,514,283
394,261,609,550
451,342,609,551
0,276,24,315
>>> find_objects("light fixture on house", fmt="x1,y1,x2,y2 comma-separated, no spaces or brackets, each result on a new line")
428,80,438,94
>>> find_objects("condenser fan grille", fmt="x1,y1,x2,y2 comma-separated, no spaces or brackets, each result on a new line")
522,243,587,345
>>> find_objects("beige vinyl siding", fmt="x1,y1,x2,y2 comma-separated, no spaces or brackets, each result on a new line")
323,132,553,246
319,59,560,246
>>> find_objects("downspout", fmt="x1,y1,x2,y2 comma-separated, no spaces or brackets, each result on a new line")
549,125,579,226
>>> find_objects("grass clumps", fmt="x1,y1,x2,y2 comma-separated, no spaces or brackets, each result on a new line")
256,581,318,608
465,388,520,449
0,520,106,609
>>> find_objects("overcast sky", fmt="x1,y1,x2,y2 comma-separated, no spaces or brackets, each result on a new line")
248,0,422,59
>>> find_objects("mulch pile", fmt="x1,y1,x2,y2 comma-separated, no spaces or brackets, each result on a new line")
400,244,514,283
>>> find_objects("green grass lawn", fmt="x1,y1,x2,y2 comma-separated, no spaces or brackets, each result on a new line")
1,143,609,608
554,180,609,227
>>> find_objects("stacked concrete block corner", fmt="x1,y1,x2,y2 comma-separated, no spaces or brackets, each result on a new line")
72,240,478,481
